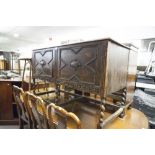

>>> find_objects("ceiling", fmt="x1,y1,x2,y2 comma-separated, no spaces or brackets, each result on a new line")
1,26,155,56
0,26,93,52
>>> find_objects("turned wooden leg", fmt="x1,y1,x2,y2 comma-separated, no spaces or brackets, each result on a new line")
98,99,106,129
55,83,60,104
119,88,127,117
122,88,127,104
64,86,70,100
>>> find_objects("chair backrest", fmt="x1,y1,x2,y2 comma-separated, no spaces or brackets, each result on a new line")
25,92,49,129
13,85,30,122
47,103,81,129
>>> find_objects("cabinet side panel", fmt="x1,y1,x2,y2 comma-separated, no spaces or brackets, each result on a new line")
0,82,13,120
126,50,137,103
105,41,129,95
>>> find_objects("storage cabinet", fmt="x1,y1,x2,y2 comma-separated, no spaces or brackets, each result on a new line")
32,38,131,100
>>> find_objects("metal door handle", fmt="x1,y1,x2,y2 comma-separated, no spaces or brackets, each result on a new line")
70,60,81,69
40,60,46,65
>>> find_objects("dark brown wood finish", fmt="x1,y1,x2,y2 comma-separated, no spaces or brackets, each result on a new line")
32,47,56,81
0,81,13,120
32,38,131,100
0,79,27,124
57,41,105,94
31,38,141,128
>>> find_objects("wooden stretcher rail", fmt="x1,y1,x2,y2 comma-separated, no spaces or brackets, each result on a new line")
100,107,124,128
35,88,121,112
60,89,101,103
34,90,55,96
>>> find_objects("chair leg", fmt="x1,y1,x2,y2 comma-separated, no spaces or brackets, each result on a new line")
19,119,24,129
29,121,33,129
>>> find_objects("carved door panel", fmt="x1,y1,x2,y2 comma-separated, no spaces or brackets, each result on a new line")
57,41,102,93
32,48,55,81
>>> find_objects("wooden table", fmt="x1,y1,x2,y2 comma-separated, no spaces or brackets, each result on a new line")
43,96,149,129
104,108,148,129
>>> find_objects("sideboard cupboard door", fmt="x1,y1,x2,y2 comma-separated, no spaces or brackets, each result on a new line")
32,48,56,81
57,41,106,94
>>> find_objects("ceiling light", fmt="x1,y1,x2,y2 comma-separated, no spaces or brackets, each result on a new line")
13,33,19,38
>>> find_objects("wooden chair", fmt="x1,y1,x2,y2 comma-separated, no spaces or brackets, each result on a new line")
25,92,49,129
47,103,81,129
13,85,32,129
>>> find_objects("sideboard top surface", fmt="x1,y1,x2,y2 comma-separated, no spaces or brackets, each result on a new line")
33,38,130,51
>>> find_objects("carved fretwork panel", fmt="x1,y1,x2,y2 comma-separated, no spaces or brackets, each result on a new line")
32,48,55,81
57,42,102,94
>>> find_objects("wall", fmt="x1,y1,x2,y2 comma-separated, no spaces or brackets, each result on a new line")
15,27,155,67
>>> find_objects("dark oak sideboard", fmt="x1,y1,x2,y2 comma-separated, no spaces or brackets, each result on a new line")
31,38,148,129
32,38,131,101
